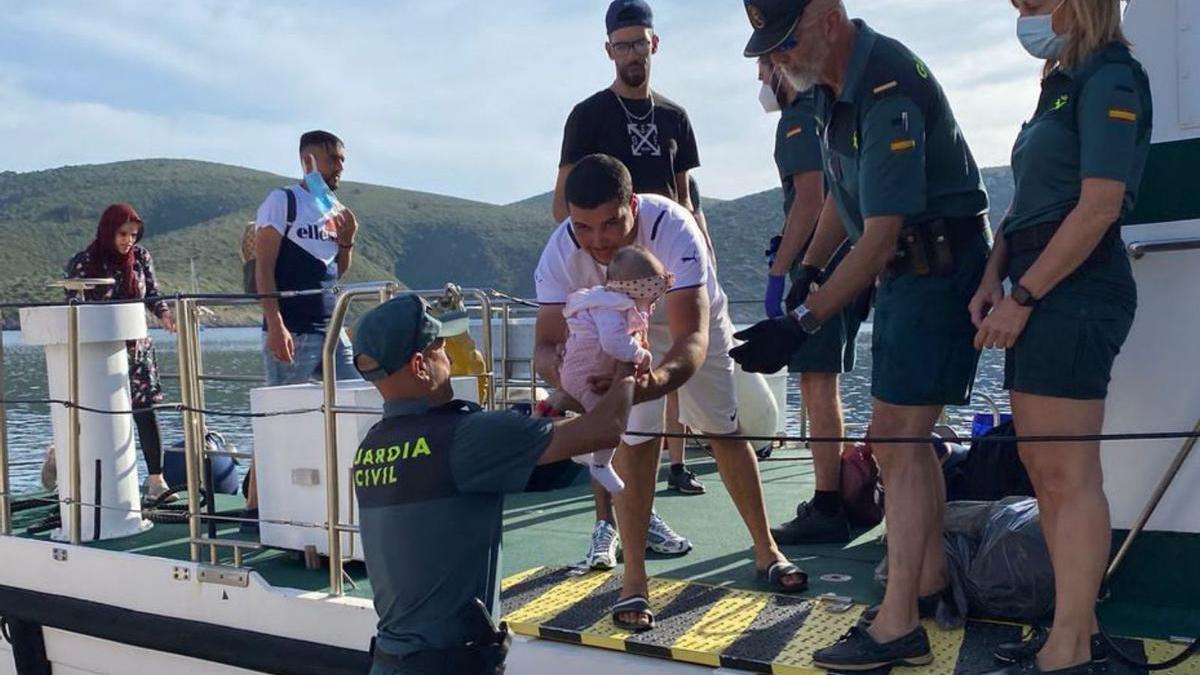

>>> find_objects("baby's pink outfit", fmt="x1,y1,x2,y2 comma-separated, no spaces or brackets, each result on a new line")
560,286,652,494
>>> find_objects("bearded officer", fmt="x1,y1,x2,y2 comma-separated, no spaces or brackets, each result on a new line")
738,0,991,670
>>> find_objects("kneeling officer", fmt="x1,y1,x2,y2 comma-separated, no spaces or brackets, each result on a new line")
352,293,636,674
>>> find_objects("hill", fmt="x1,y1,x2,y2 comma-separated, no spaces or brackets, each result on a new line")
0,159,1013,328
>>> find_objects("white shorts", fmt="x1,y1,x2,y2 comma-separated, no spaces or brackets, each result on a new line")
621,311,740,446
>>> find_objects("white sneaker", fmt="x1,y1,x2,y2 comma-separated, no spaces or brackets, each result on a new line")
586,519,621,570
647,511,692,555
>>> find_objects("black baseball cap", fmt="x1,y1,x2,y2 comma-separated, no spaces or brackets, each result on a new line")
743,0,812,57
606,0,654,35
352,294,467,382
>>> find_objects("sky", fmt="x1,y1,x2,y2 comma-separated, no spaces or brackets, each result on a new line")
0,0,1044,205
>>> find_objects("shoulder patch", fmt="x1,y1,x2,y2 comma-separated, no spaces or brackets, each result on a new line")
1108,108,1137,123
914,57,930,79
890,138,916,153
785,126,805,139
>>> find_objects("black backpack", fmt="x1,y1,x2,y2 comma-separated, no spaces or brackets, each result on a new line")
243,188,296,294
945,420,1035,502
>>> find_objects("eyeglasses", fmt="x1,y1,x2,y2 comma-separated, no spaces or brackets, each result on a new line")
610,39,652,56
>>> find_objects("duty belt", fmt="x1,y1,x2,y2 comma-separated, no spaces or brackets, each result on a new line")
883,215,988,280
1006,220,1122,267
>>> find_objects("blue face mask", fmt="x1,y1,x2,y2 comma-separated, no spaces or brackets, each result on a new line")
304,170,339,215
1017,2,1067,60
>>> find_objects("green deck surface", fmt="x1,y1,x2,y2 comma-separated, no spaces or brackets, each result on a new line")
8,446,1199,642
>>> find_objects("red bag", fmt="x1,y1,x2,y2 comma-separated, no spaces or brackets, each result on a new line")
840,442,884,527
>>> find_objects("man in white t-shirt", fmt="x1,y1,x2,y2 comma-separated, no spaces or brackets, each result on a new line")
534,154,806,631
242,130,361,533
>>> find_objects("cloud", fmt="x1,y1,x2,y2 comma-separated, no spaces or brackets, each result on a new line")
0,0,1041,203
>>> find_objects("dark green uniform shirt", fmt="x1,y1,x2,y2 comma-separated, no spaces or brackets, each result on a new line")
354,399,553,660
775,90,824,216
814,20,988,241
1001,42,1153,234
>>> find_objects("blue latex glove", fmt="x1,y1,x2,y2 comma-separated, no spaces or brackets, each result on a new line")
764,274,786,318
765,235,782,267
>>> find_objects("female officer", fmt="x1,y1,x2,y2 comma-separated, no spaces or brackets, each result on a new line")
971,1,1152,674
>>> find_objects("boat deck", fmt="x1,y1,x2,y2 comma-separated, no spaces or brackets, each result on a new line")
9,447,1199,673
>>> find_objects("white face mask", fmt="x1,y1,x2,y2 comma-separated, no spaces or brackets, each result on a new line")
1017,1,1067,60
758,83,782,113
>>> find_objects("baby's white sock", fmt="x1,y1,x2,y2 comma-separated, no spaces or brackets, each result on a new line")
587,448,623,494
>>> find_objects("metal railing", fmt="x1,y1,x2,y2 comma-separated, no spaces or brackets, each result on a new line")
318,285,498,594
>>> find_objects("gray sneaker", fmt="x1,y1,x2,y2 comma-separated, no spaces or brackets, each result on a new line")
771,500,851,545
647,511,692,555
586,520,621,570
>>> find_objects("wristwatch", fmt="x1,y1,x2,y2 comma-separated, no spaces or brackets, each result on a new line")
1012,283,1039,308
790,305,823,335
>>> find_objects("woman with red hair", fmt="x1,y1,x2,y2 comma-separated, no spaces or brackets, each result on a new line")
64,204,176,501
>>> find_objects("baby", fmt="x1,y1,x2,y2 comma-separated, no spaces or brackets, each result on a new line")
560,245,673,494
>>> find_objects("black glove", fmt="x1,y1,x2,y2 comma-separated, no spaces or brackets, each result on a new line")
785,264,824,312
731,316,808,374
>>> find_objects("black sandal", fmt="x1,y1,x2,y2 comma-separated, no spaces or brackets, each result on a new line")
756,560,809,593
611,595,655,632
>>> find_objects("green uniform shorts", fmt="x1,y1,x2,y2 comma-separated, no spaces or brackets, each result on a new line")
788,243,868,374
871,232,989,406
1003,234,1136,400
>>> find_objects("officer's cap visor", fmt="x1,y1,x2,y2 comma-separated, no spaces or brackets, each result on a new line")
743,0,812,58
353,295,469,382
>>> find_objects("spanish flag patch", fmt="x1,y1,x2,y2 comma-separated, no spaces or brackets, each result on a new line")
890,139,916,153
1108,108,1137,122
786,127,805,139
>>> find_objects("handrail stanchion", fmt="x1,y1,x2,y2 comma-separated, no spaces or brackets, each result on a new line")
0,319,10,535
176,298,202,561
188,300,210,541
67,301,82,544
470,291,495,410
1106,416,1200,581
500,302,510,407
322,282,399,596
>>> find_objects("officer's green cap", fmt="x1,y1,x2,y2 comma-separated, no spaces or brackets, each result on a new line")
352,293,468,382
743,0,812,57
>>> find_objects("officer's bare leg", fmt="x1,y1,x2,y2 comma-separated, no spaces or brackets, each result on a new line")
800,372,843,492
708,436,803,586
918,437,948,595
1013,393,1107,670
866,400,943,642
611,437,661,627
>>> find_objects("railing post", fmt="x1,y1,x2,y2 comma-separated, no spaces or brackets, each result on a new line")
0,317,10,535
66,302,82,544
175,298,202,561
473,292,495,411
500,302,510,407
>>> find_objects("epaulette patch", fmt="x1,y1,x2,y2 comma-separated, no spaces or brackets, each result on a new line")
1108,108,1137,122
890,139,916,153
873,81,898,96
785,126,805,139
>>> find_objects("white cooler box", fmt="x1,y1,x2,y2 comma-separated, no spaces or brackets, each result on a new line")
249,377,481,560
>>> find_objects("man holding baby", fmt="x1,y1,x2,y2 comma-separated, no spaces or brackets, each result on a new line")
533,153,805,631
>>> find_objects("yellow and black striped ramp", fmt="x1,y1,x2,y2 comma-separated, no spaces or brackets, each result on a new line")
501,567,1199,675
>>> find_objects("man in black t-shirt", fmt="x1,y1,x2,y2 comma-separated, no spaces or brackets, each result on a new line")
551,0,702,230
